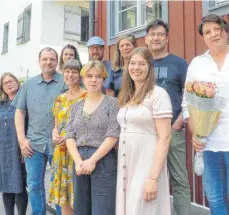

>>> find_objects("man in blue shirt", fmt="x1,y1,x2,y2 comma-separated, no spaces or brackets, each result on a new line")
145,20,191,215
14,47,66,214
86,36,112,91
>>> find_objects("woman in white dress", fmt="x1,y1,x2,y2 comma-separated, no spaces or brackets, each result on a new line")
116,47,172,215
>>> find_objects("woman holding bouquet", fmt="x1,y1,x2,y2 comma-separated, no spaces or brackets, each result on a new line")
182,14,229,215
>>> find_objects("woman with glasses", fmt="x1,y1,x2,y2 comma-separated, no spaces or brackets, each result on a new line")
0,73,28,215
106,34,137,97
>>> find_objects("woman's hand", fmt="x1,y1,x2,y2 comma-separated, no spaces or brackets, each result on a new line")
75,161,83,176
192,135,206,152
143,178,158,202
81,158,97,175
52,128,64,145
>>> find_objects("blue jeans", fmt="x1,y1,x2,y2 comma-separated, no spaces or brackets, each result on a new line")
203,151,229,215
24,149,61,215
73,147,117,215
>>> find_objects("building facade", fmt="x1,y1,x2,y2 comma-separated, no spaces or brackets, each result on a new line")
0,0,89,79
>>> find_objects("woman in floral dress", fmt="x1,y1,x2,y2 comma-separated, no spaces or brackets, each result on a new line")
49,59,87,215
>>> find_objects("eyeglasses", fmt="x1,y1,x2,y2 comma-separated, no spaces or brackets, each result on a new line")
2,80,15,87
89,46,103,52
147,32,166,38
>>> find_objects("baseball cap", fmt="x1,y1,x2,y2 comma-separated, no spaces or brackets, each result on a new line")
86,36,105,47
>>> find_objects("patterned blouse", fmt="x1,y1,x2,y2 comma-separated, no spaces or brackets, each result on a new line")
52,92,87,137
65,95,120,147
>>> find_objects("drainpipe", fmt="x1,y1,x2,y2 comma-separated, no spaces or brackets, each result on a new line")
89,0,95,37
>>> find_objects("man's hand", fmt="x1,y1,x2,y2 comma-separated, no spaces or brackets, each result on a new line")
19,138,34,157
172,114,184,131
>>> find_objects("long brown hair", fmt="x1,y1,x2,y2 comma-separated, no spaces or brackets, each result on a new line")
59,44,82,72
113,34,137,71
0,72,20,101
118,47,155,107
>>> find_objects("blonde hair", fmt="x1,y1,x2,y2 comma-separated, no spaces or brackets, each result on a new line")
80,60,107,80
118,47,156,107
113,34,137,71
0,72,20,101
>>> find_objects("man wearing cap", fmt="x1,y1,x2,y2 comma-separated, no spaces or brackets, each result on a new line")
86,36,112,90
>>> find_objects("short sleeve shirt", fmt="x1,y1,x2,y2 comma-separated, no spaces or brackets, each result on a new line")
12,72,67,154
152,54,188,123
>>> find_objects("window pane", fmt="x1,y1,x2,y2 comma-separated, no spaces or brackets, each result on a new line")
209,0,216,9
81,10,89,42
119,7,137,31
17,18,24,39
141,0,162,25
119,0,137,11
3,24,9,51
24,8,31,42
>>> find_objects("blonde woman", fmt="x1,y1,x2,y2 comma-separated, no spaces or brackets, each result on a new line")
66,60,120,215
49,59,86,215
116,47,172,215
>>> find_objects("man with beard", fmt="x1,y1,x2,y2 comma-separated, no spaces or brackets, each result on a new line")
86,36,112,90
145,20,191,215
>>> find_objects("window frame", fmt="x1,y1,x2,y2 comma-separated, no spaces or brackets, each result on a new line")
64,5,89,43
80,8,89,42
203,0,229,17
2,22,9,54
107,0,168,46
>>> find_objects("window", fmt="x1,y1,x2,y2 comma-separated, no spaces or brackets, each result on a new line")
64,6,89,42
2,22,9,53
209,0,229,9
109,0,163,38
81,10,89,42
17,5,32,44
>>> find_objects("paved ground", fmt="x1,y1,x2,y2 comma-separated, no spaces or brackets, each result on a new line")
0,168,210,215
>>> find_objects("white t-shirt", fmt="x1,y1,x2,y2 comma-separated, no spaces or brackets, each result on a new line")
182,49,229,152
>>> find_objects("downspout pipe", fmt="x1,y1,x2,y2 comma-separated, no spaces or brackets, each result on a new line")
89,0,95,37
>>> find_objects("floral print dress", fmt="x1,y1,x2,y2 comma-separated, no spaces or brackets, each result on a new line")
49,92,87,207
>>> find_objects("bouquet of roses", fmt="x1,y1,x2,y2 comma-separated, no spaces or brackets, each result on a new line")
185,81,226,176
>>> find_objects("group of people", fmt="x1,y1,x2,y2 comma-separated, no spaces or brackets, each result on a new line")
0,14,228,215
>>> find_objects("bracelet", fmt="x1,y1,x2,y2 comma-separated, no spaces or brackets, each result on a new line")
149,176,158,182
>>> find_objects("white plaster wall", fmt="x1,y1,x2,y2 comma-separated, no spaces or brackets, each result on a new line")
0,0,43,78
41,1,89,65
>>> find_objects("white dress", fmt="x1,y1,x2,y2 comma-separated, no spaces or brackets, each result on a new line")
116,86,172,215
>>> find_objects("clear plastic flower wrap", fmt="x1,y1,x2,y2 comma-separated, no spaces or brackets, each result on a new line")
185,81,227,176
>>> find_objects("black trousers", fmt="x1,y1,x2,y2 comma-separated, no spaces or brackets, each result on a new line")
2,163,28,215
2,190,28,215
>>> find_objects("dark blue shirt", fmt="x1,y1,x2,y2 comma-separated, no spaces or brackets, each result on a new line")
106,68,123,97
152,54,188,124
103,60,113,90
